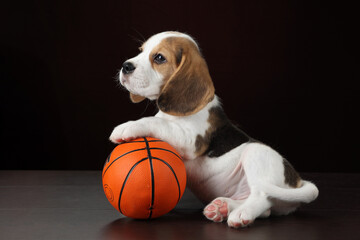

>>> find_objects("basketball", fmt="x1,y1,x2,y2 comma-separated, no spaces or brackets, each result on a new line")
102,137,187,219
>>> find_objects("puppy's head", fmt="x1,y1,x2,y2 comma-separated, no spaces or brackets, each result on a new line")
119,31,215,116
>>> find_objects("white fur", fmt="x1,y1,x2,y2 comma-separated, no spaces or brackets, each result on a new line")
110,31,319,228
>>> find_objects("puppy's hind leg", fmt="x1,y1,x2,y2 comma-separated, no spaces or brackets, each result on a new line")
227,187,272,228
203,197,246,223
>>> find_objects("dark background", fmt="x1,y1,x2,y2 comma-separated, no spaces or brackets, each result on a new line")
1,1,357,172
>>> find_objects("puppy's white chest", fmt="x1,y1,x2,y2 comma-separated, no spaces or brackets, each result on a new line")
184,143,251,203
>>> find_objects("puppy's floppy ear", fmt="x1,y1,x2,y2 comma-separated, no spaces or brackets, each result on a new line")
130,93,146,103
157,41,215,116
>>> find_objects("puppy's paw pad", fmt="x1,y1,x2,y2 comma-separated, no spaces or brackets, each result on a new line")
227,218,253,228
227,211,254,228
228,220,242,228
203,198,229,223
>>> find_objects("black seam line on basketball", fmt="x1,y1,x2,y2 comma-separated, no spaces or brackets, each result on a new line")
102,148,147,178
102,155,110,181
102,149,113,180
144,137,155,220
149,148,182,161
118,157,148,215
104,146,116,165
118,140,164,144
119,140,146,143
152,157,182,203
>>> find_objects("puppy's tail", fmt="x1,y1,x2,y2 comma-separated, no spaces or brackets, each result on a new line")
260,180,319,203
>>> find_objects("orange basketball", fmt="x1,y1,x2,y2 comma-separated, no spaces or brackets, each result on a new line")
102,137,186,219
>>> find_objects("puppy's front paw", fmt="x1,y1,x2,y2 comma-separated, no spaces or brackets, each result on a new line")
109,121,147,143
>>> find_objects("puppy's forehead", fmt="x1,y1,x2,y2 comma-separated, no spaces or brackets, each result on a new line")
142,32,198,51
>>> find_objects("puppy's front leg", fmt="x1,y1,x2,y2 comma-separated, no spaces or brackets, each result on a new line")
109,117,186,149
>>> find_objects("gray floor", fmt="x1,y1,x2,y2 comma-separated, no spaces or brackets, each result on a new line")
1,171,359,240
0,171,204,240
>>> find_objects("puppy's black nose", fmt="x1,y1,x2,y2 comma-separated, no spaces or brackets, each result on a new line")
122,61,136,74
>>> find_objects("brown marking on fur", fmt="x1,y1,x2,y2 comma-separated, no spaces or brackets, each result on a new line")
130,93,146,103
155,37,215,116
283,158,301,188
148,38,179,83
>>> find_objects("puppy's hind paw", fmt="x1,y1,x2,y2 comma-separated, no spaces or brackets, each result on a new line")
203,198,230,223
227,209,255,228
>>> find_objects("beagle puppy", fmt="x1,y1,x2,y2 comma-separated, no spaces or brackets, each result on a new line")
110,31,319,228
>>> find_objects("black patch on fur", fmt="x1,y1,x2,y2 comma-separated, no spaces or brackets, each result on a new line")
197,106,253,158
207,124,251,158
283,158,301,187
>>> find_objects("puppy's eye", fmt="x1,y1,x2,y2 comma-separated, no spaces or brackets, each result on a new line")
154,53,167,64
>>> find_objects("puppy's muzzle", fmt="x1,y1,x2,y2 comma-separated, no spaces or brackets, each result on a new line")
122,61,136,75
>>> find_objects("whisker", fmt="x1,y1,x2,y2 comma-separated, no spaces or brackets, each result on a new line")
131,28,146,43
127,28,146,45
